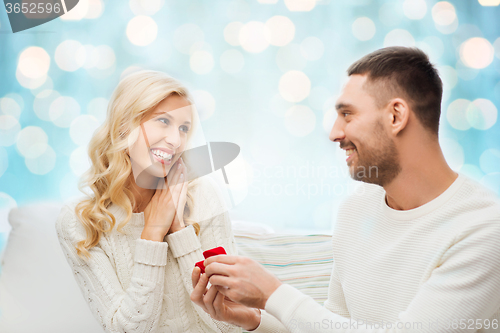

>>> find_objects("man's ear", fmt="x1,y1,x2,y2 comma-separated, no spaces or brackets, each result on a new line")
387,98,409,136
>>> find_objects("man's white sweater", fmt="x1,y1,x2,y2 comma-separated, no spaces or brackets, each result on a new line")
55,177,242,333
255,173,500,333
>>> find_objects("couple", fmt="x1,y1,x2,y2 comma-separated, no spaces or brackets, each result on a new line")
56,46,500,333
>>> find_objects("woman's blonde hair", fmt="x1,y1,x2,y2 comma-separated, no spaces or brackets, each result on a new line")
75,70,200,260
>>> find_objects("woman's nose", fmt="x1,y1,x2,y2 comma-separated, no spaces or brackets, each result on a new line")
163,127,181,149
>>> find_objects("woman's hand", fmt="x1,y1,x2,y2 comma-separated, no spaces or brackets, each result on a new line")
142,159,185,241
168,157,188,234
190,267,261,331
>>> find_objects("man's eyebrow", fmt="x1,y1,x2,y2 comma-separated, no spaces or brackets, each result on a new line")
153,111,191,125
335,103,354,111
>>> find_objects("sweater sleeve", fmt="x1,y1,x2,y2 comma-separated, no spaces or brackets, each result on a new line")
55,204,169,333
259,221,500,333
164,177,242,333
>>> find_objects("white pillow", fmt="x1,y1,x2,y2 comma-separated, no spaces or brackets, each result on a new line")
0,202,105,333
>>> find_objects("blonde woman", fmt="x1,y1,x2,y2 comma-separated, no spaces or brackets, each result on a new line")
55,70,242,333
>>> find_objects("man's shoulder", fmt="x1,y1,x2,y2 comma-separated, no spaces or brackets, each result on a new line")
339,181,385,210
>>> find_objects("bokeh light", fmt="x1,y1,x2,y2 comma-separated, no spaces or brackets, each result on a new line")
0,116,21,147
16,126,48,159
70,115,100,146
87,98,109,124
352,17,376,41
279,70,311,103
34,90,61,122
446,99,471,130
25,145,56,175
284,105,316,137
220,49,245,74
383,29,415,47
0,94,23,120
174,23,204,54
300,37,324,61
276,43,307,72
440,137,464,170
17,47,50,79
466,99,497,130
126,16,158,46
480,149,500,174
403,0,427,20
55,40,86,72
432,2,458,34
49,96,81,128
190,50,214,75
460,37,495,69
284,0,316,11
239,21,271,53
266,16,295,47
224,22,244,46
192,90,216,121
0,147,7,178
70,146,91,176
129,0,164,15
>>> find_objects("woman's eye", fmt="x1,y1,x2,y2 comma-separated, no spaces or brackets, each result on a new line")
158,118,169,125
180,125,190,133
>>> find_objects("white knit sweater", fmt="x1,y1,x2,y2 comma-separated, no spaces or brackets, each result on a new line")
55,177,242,333
254,173,500,333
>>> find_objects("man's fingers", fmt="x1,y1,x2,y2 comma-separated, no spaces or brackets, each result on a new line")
209,274,234,289
214,290,225,313
204,254,239,267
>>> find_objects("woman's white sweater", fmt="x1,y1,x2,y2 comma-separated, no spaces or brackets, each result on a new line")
55,177,242,333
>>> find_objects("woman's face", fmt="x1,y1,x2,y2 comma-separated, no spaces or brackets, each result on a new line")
127,94,193,188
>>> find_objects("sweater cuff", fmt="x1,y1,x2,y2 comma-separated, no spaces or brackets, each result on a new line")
134,238,169,266
165,224,201,258
264,284,307,324
250,310,285,333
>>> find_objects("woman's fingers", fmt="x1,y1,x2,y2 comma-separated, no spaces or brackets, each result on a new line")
191,272,209,310
192,266,201,289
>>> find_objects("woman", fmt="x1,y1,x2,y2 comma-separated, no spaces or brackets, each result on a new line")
55,70,241,333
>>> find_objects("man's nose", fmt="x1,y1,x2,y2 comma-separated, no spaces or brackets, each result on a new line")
329,117,345,143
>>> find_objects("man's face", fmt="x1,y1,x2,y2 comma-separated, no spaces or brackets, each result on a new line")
329,74,401,186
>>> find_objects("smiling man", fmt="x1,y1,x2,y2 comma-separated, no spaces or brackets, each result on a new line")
190,47,500,332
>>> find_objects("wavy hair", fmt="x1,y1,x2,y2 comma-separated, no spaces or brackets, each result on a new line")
74,70,200,260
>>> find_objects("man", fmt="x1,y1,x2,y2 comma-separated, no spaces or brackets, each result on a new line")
190,47,500,332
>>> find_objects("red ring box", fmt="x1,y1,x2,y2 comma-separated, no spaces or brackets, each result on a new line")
195,246,227,274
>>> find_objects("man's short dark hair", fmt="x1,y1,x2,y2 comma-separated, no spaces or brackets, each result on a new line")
347,47,443,135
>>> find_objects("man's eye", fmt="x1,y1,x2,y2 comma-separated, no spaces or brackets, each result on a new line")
342,112,349,117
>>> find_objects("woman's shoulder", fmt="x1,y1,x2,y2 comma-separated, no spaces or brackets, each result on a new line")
55,196,89,244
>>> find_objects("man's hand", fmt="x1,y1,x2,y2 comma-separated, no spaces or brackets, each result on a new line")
204,255,283,309
190,267,261,331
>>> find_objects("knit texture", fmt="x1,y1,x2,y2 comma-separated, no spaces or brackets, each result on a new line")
55,177,242,333
254,173,500,332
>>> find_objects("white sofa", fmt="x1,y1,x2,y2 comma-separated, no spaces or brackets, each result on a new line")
0,202,333,333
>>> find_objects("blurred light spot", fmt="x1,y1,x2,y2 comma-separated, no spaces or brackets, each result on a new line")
478,0,500,5
455,59,479,81
383,29,415,47
308,86,331,110
0,193,17,210
284,0,316,11
322,109,337,133
192,90,216,121
220,49,245,74
61,0,88,20
266,16,295,47
30,75,54,96
120,65,143,79
459,164,484,181
494,37,500,59
239,21,271,53
87,97,108,123
34,90,61,121
50,96,81,128
17,46,50,79
85,0,104,18
300,36,324,61
0,115,21,147
279,70,311,103
127,16,158,46
466,99,497,130
269,94,294,117
25,145,56,175
189,41,213,55
403,0,427,19
0,147,7,178
284,105,316,137
70,146,91,176
480,149,500,174
16,126,48,158
92,45,116,70
379,2,404,27
276,43,307,72
416,36,444,61
446,99,471,130
432,2,458,34
16,69,47,89
55,40,86,72
0,95,22,119
224,22,243,46
79,44,97,69
174,23,204,54
190,50,214,74
480,173,500,194
352,17,376,41
437,65,458,91
440,137,464,170
129,0,164,15
460,38,494,69
258,0,278,3
226,0,251,21
70,115,100,146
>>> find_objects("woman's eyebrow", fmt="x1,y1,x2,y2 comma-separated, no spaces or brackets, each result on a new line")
153,111,191,125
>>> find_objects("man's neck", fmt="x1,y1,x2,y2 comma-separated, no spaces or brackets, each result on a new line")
383,146,458,211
